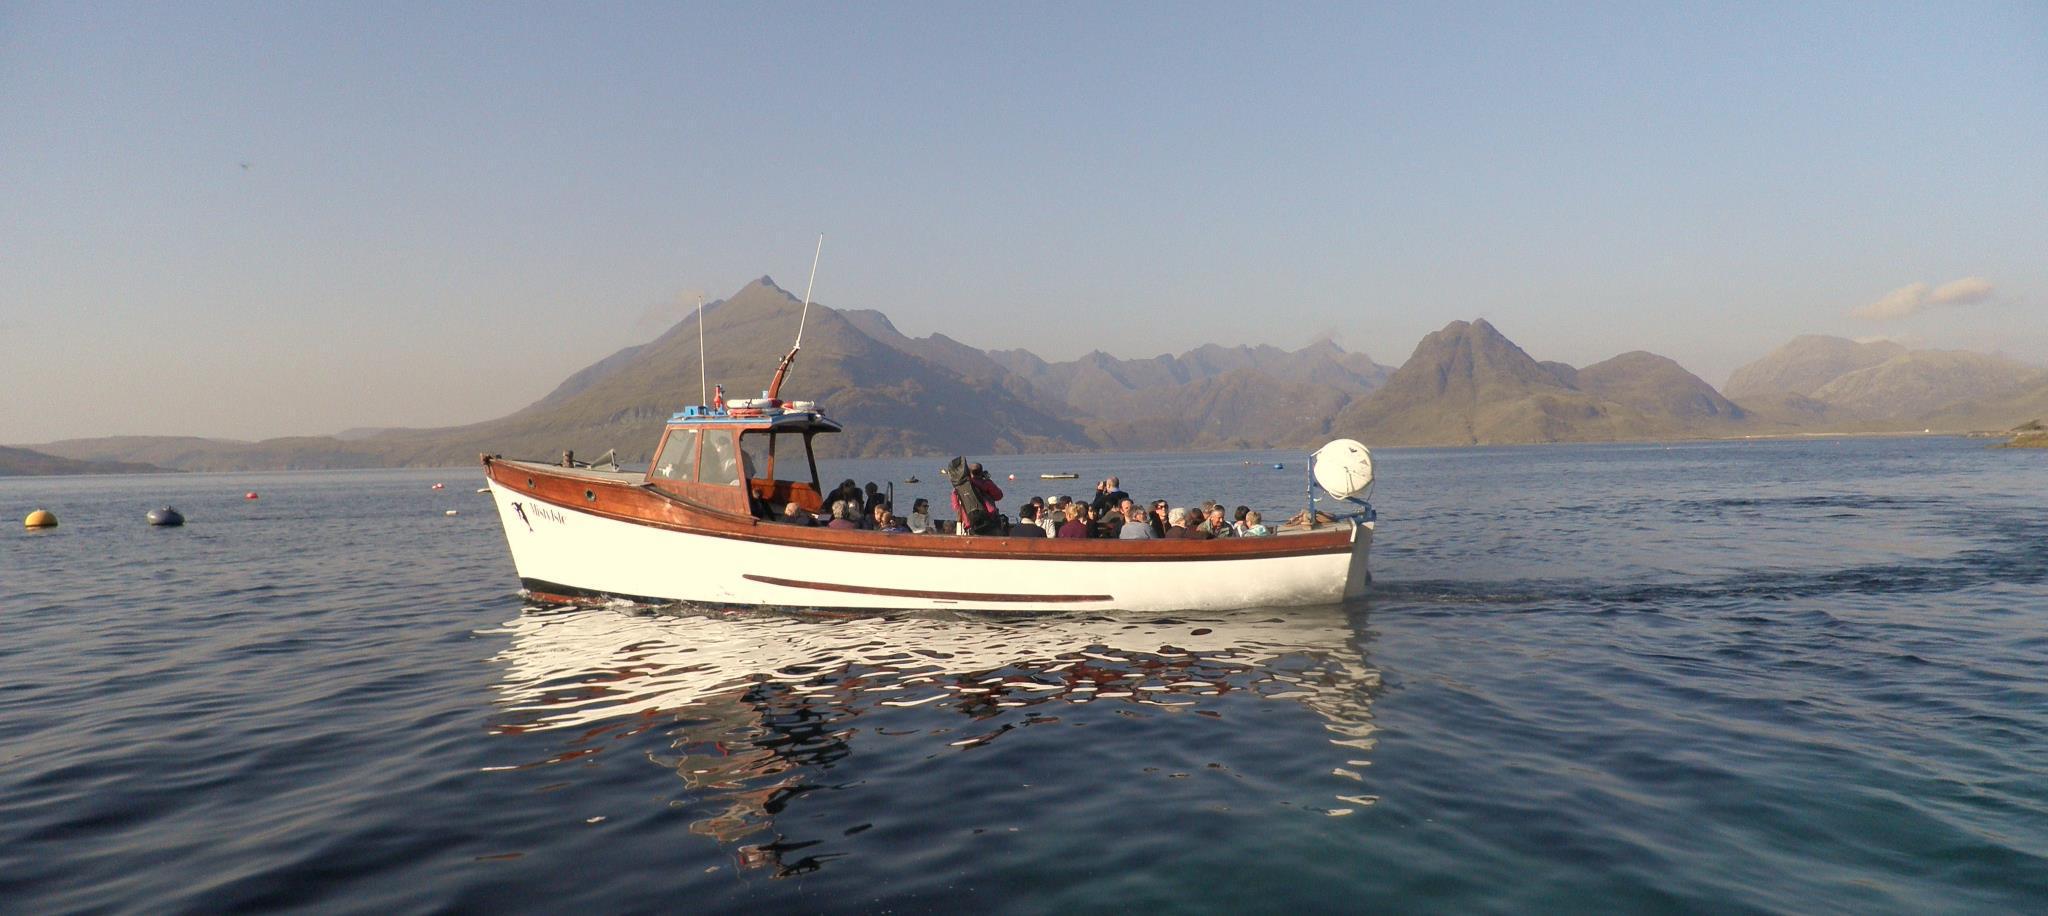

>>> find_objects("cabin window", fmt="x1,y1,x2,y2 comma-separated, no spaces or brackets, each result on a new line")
698,429,742,487
739,432,770,483
649,429,699,481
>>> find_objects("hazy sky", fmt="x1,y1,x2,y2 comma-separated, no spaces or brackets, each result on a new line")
4,2,2044,442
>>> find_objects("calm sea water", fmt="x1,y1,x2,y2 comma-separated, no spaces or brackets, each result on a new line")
3,438,2044,913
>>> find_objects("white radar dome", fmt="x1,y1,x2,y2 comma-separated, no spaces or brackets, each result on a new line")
1311,439,1375,500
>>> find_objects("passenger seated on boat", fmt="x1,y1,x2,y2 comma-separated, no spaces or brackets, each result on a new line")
1039,497,1067,537
863,482,885,515
826,500,861,530
1203,504,1237,538
1232,505,1252,536
831,479,861,512
1243,510,1272,537
868,502,896,531
1163,507,1211,540
780,501,817,526
1008,511,1045,538
908,498,932,534
1056,502,1090,538
1148,500,1170,538
740,451,768,518
1089,503,1120,539
1097,508,1125,538
1118,501,1157,539
877,508,911,534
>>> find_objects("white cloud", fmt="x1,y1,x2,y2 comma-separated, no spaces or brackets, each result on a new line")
1848,277,1995,321
1930,276,1993,305
1850,283,1930,320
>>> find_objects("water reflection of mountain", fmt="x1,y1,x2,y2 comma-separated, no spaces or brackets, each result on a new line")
485,606,1381,875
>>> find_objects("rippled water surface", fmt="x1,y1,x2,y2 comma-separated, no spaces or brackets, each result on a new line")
4,439,2045,913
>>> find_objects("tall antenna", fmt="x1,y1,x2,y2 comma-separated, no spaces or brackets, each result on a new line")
795,232,823,347
767,233,824,401
696,293,708,405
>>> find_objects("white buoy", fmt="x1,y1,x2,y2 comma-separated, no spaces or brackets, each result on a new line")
444,509,459,516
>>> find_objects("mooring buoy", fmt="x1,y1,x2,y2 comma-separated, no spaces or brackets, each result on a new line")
244,491,259,500
24,509,57,529
146,507,185,527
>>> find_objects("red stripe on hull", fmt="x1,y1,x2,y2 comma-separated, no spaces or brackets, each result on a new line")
742,573,1113,604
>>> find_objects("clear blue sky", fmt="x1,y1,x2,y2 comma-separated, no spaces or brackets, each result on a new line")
4,1,2044,441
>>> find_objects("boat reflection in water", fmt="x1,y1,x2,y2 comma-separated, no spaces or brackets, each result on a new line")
484,603,1382,876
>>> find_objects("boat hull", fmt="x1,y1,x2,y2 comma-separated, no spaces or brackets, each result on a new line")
484,460,1370,614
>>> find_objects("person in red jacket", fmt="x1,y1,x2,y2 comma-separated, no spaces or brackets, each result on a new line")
947,458,1006,535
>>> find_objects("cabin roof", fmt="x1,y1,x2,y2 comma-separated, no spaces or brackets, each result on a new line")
664,404,842,433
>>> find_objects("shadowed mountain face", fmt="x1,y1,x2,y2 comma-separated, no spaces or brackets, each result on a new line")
1721,335,2045,424
0,445,173,476
1919,375,2048,431
1806,351,2044,420
1577,351,1746,421
386,278,1095,461
1334,320,1587,445
1723,335,1908,400
1330,322,1749,446
849,317,1391,452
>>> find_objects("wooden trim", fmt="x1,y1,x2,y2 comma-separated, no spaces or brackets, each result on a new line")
743,574,1112,604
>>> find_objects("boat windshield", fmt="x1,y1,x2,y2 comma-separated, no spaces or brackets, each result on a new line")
740,429,817,488
649,428,699,481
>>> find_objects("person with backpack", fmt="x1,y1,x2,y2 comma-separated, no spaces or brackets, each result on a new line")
946,457,1006,536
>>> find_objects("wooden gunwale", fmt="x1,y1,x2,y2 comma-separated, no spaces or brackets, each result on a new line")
484,457,1354,563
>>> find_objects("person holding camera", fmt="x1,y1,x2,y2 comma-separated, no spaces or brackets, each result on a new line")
1090,476,1129,516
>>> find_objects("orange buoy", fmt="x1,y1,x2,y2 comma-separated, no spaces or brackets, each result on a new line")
24,509,57,529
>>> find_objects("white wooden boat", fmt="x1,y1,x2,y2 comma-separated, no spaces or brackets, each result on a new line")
482,287,1375,614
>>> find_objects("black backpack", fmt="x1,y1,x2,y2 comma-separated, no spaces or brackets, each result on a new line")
946,456,1002,536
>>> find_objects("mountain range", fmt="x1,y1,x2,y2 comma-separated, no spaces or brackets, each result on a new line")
0,445,171,477
19,278,2047,471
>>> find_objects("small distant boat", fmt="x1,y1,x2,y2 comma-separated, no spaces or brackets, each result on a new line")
1039,473,1079,480
904,476,920,484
